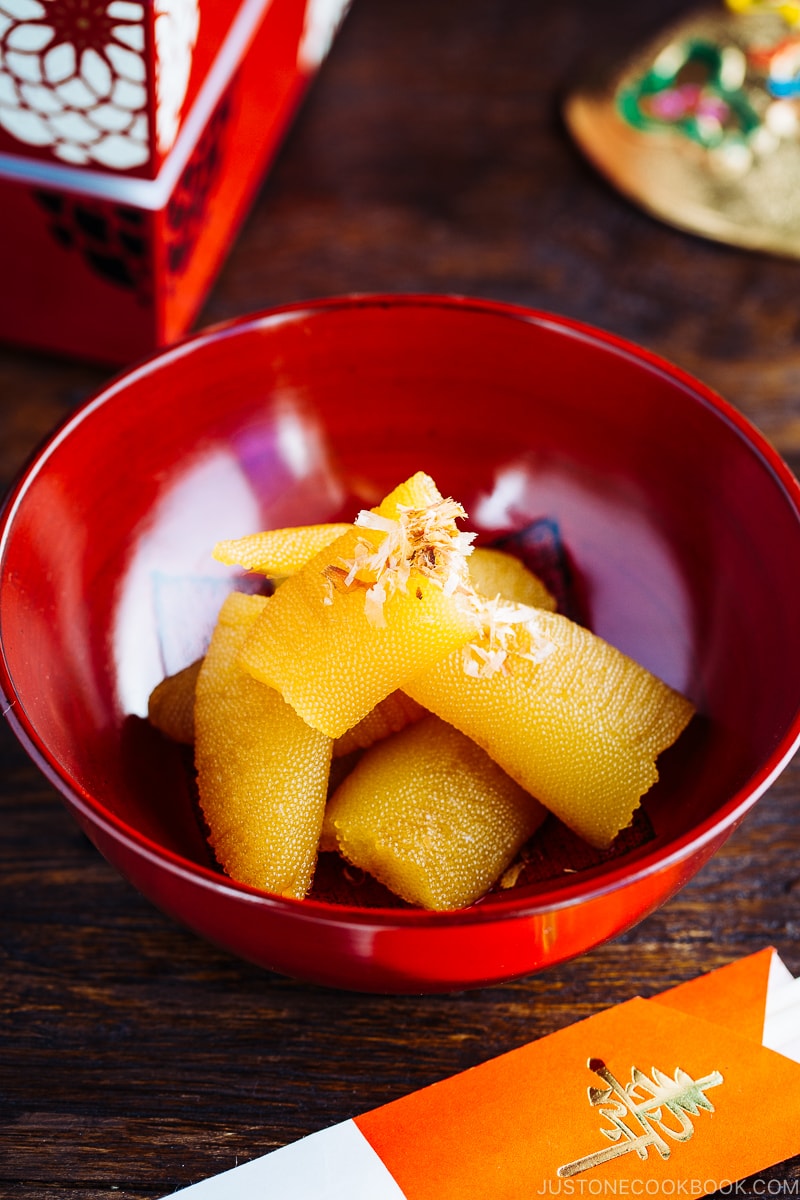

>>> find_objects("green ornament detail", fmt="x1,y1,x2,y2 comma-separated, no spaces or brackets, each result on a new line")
617,38,761,149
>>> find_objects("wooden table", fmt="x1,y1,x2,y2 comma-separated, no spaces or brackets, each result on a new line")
2,1,799,1195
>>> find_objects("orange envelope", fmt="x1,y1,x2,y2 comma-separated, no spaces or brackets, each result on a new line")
166,949,799,1198
652,944,782,1042
355,947,800,1199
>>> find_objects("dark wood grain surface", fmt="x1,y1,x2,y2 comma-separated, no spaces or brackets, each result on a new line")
2,1,799,1196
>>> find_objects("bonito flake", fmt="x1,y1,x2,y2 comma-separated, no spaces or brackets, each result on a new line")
237,473,481,738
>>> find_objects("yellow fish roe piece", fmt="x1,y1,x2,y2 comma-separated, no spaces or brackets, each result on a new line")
333,691,426,758
404,607,695,848
370,471,441,516
212,523,352,576
147,658,201,745
468,546,556,611
329,543,549,758
238,473,480,738
195,591,332,898
147,655,427,755
323,715,547,910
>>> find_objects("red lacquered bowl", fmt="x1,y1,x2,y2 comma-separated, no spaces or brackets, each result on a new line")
2,295,800,993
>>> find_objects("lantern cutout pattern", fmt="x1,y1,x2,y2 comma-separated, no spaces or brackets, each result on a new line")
29,76,235,298
0,0,200,171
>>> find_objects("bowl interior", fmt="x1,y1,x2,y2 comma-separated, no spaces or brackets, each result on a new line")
3,296,800,913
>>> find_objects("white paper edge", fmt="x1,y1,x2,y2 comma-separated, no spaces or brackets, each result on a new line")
163,1118,407,1199
763,951,800,1062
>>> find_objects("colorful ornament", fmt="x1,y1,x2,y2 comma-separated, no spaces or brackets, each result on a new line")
564,3,800,257
617,38,761,160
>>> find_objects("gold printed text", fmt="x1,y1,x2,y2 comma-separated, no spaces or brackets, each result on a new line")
557,1058,724,1178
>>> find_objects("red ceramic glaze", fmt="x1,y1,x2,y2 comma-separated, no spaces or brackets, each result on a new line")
2,295,800,992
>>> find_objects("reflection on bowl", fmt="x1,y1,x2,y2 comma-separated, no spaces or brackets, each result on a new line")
2,295,800,992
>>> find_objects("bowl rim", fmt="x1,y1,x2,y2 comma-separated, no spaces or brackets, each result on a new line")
3,291,800,928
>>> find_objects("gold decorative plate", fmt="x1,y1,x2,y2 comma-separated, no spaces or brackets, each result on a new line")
564,5,800,256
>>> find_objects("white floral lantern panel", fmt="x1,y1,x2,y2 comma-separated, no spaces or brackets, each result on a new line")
0,0,199,170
